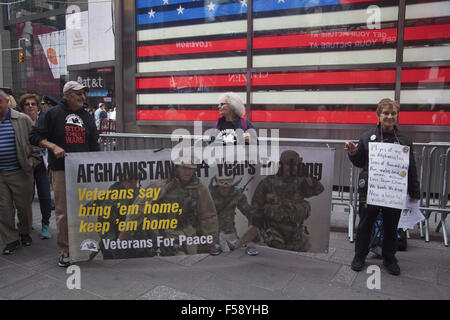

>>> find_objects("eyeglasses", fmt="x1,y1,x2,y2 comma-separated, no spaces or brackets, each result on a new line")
24,102,37,107
219,102,229,106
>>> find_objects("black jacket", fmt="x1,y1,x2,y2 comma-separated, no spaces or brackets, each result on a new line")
348,124,420,200
29,99,100,171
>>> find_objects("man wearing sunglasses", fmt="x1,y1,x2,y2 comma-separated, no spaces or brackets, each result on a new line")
30,81,100,267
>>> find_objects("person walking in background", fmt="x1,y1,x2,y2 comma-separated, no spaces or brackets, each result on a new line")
40,95,58,211
30,81,100,267
40,95,58,113
0,89,34,254
94,102,108,130
20,93,52,240
345,98,420,276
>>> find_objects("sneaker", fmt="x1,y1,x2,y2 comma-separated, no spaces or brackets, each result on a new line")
20,234,32,246
2,241,20,255
226,239,237,251
383,260,401,276
210,244,222,256
246,246,259,256
351,255,366,272
58,252,71,268
40,224,52,239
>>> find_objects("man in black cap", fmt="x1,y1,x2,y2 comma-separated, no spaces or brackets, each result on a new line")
30,81,100,267
40,95,58,113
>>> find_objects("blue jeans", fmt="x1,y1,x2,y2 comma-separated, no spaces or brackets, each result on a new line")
33,161,52,226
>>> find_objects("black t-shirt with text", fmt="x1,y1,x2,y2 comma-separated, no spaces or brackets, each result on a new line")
30,100,100,171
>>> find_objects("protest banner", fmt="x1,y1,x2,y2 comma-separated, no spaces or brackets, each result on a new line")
65,146,334,261
367,142,410,210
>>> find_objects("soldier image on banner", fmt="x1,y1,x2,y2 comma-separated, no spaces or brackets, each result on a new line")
121,155,220,256
86,179,145,259
209,175,259,256
250,150,325,252
65,147,333,261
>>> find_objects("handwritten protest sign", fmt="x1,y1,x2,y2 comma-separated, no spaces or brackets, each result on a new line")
367,142,410,209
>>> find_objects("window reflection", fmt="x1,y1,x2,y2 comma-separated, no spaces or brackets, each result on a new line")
12,15,67,97
8,0,70,19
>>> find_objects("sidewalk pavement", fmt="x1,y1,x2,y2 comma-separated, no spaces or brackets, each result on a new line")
0,199,448,300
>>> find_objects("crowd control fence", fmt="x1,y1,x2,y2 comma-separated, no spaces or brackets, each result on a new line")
99,133,449,247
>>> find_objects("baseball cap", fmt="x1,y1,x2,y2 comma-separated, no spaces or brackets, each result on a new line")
63,81,89,94
40,95,59,106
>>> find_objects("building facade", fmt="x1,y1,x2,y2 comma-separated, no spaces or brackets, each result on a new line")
118,0,450,142
1,0,449,141
0,0,115,113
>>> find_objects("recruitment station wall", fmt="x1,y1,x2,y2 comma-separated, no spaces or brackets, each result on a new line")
123,0,450,143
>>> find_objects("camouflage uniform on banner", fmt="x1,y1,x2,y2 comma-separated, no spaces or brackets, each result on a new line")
90,180,141,259
252,150,324,252
209,175,256,252
127,157,219,256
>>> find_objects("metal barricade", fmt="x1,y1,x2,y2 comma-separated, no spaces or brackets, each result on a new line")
415,142,450,246
99,133,449,246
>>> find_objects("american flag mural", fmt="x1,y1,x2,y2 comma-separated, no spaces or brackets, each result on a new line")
135,0,450,125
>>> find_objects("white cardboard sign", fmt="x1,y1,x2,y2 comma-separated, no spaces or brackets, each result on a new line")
398,196,425,231
367,142,410,210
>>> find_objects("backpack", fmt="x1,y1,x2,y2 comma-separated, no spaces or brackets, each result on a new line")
369,212,407,258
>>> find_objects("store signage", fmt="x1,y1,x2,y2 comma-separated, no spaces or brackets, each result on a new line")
77,76,105,89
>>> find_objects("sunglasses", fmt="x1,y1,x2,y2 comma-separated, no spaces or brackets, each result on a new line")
219,102,229,106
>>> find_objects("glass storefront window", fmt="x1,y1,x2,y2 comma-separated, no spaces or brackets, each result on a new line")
11,15,68,98
6,0,91,20
250,0,399,125
7,1,113,103
8,0,69,20
135,0,248,121
131,0,450,130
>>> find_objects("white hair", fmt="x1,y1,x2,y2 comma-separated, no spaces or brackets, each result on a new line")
219,92,245,118
0,90,8,100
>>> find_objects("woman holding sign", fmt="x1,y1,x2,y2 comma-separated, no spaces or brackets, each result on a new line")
345,98,420,276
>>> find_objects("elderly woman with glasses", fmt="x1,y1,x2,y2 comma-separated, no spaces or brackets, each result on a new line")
345,98,420,276
19,93,53,240
214,92,254,144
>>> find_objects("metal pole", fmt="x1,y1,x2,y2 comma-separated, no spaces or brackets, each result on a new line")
395,0,406,102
